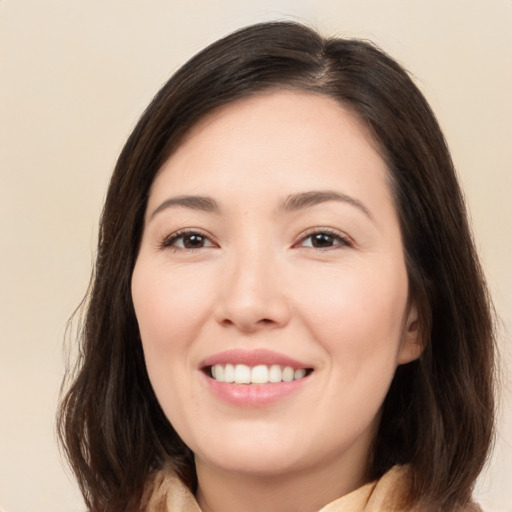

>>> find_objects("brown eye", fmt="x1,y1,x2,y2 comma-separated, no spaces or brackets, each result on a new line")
163,231,215,249
310,233,336,248
298,230,350,249
181,234,208,248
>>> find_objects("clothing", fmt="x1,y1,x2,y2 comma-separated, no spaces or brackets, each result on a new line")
141,463,482,511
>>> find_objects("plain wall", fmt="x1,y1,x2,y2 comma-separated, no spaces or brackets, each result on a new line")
1,1,510,510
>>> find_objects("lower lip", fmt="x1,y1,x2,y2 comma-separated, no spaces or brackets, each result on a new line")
202,373,309,407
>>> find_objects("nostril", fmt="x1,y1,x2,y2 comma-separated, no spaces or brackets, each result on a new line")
214,294,292,331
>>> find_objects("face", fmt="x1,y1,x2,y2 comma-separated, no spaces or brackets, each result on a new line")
132,91,420,482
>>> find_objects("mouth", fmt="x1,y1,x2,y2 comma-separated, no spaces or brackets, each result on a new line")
200,350,313,406
206,364,313,384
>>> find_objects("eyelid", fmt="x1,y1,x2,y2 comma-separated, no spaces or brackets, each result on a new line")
158,226,352,251
159,228,218,250
293,227,353,249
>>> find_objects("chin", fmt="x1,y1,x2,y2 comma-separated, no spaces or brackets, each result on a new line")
201,451,305,477
190,427,309,476
167,414,294,473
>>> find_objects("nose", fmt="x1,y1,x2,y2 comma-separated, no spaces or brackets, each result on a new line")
214,248,292,333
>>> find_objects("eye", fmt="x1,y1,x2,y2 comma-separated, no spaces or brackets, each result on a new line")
296,229,351,249
161,230,216,250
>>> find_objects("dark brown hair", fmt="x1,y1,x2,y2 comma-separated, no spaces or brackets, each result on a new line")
58,21,495,511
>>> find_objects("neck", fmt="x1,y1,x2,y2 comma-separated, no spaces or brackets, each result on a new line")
195,453,369,512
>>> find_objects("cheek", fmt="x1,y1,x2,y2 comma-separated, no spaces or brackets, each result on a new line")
131,260,216,391
295,258,409,368
131,259,221,435
133,260,209,343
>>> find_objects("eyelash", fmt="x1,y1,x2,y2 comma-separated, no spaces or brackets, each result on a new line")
294,228,352,250
159,229,216,250
159,228,352,251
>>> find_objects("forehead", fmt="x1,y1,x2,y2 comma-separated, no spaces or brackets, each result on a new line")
172,89,380,160
149,90,391,211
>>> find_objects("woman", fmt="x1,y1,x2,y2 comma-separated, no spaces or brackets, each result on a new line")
58,21,495,511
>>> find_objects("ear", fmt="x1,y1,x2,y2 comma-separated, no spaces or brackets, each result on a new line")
397,303,424,365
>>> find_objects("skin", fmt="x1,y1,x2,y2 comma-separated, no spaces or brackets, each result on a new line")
131,91,421,512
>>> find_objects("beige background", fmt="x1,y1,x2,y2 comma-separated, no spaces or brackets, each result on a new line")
0,1,510,511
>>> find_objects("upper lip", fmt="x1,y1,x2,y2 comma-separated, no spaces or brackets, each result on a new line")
200,349,310,370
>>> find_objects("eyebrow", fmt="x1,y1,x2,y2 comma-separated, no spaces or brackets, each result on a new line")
280,190,373,220
150,190,373,221
150,195,219,219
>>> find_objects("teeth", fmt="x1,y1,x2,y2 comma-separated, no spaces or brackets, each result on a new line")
251,365,269,384
282,367,294,382
294,368,306,380
269,364,282,382
214,365,224,382
210,364,309,384
224,364,235,383
234,364,251,384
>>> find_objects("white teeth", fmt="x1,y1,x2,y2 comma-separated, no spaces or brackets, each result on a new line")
282,367,294,382
294,368,306,380
215,365,225,382
251,365,269,384
234,364,251,384
269,364,282,383
224,363,235,383
210,364,308,384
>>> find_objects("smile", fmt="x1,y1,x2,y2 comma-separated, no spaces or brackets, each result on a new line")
200,349,314,406
209,364,310,384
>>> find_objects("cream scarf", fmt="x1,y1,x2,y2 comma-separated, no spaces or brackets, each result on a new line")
141,464,482,511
